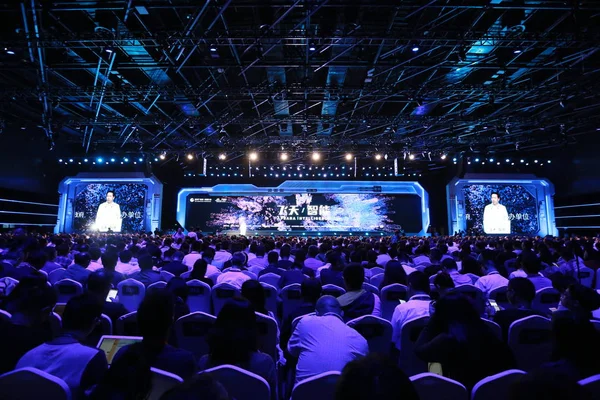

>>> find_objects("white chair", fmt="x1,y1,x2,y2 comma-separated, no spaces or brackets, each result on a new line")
255,311,279,361
260,283,278,317
160,270,176,282
291,371,340,400
48,312,62,337
482,318,502,341
0,309,11,323
471,369,526,400
532,287,561,316
148,367,184,400
117,278,146,313
347,315,393,354
48,268,66,285
452,284,486,314
399,316,429,376
281,284,304,322
577,265,594,288
590,319,600,333
174,312,216,359
579,374,600,400
362,282,379,295
116,311,140,336
370,267,385,276
369,273,385,289
0,276,19,297
380,284,408,321
207,272,221,285
259,273,281,290
201,364,270,400
410,373,468,400
242,270,258,280
180,270,192,280
186,280,212,313
147,281,167,294
0,367,72,400
321,284,346,297
489,286,511,310
99,313,113,336
211,282,240,316
53,279,83,303
508,315,552,371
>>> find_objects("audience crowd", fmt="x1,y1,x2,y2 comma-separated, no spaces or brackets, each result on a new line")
1,228,600,399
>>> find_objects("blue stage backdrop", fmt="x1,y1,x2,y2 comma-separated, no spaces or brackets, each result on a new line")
178,181,430,236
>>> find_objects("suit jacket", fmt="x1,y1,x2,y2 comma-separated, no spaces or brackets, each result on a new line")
161,261,188,277
258,265,284,278
279,270,306,288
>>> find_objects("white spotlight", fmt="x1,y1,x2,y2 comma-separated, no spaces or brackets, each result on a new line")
218,153,226,160
280,153,288,161
249,152,258,161
375,154,382,160
186,154,194,160
312,152,320,161
345,153,353,161
408,154,415,160
441,154,447,160
159,153,166,160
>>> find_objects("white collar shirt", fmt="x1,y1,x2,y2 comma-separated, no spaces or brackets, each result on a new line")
212,250,232,269
304,257,325,271
182,252,203,268
376,254,392,267
449,270,473,286
391,294,432,350
474,271,508,296
216,269,250,289
115,261,140,276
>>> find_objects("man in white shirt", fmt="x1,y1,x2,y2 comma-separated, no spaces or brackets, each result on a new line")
474,262,509,297
376,245,392,267
215,252,251,289
304,245,325,271
288,296,368,384
391,271,432,350
442,259,472,287
94,191,122,232
212,242,233,269
247,245,268,273
182,241,203,269
483,192,510,234
115,250,140,276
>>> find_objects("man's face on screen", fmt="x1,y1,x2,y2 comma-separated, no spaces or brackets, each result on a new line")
106,192,114,203
491,194,499,205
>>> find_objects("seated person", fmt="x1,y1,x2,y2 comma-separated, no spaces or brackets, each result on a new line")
493,277,543,341
113,290,196,380
187,259,215,287
41,247,63,275
0,277,57,374
391,271,432,350
115,250,139,276
16,293,108,399
99,251,125,287
319,252,346,287
198,297,276,398
161,251,188,277
521,252,553,291
216,252,251,289
474,261,509,297
337,263,381,322
128,254,164,287
280,278,322,354
63,252,93,285
432,271,455,299
442,258,472,286
258,251,285,278
86,270,128,325
166,277,191,321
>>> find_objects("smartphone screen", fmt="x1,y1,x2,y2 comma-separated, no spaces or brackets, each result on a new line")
106,289,118,302
398,299,406,304
488,300,501,312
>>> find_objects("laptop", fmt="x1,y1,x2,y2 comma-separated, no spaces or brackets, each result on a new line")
96,335,143,365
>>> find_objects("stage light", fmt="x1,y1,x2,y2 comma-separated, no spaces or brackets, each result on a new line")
58,159,63,163
513,49,522,54
4,48,15,55
520,159,524,163
104,46,114,54
110,158,115,162
308,41,316,51
411,46,419,52
209,44,217,52
249,152,258,161
505,158,510,163
489,158,494,162
548,160,552,164
280,152,288,161
218,153,226,160
159,153,166,160
312,152,321,161
441,154,447,160
154,158,159,162
187,154,194,160
138,158,143,162
375,154,382,160
474,158,480,162
534,159,538,163
97,157,103,163
84,159,88,163
408,154,415,160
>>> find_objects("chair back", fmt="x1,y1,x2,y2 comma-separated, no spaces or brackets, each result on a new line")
173,312,216,359
504,259,517,275
48,312,62,337
370,267,385,276
202,365,270,400
260,283,278,317
481,318,503,342
98,313,113,336
347,315,392,354
147,367,184,400
147,281,167,294
242,270,257,280
255,312,278,361
281,283,304,321
186,280,212,313
380,284,408,321
579,374,600,400
48,268,67,285
0,309,11,323
410,373,468,400
259,273,281,290
291,371,340,400
489,286,511,310
452,284,485,314
590,319,600,333
116,311,140,336
361,282,379,295
471,369,526,400
369,273,385,289
532,287,561,316
211,283,240,316
508,315,552,371
578,266,594,288
117,278,146,312
399,316,430,376
54,279,83,303
160,270,175,282
321,284,346,297
0,367,72,400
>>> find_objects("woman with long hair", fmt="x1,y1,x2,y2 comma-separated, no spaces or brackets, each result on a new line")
378,260,407,290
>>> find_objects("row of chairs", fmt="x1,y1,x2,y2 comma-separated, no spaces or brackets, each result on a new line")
5,364,600,400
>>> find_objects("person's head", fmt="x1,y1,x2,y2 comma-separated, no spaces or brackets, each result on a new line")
74,252,91,268
87,270,113,299
192,258,208,278
56,243,70,257
89,246,101,262
62,293,103,338
301,278,322,304
241,280,267,315
137,254,154,271
308,245,319,258
167,277,189,303
255,245,265,257
208,297,258,365
315,295,342,318
491,191,500,206
433,272,455,296
230,252,246,268
137,289,175,342
172,251,184,262
407,271,430,297
520,252,542,275
507,277,536,307
5,276,56,323
343,263,365,292
280,244,291,259
119,250,133,264
202,247,215,261
44,246,57,262
380,260,407,289
509,370,588,400
267,251,279,265
431,292,482,334
335,354,419,400
429,248,442,264
560,284,600,317
106,191,115,204
441,258,459,272
191,241,202,253
26,250,47,270
460,257,483,276
101,251,118,272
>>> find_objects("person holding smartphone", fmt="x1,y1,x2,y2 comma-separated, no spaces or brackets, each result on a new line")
492,278,543,342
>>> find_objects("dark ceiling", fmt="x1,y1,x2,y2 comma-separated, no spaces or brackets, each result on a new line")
1,0,600,163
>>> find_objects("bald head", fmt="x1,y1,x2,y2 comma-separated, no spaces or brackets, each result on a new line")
316,295,342,317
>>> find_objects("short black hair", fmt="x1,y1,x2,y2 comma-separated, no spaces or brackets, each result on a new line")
74,252,91,268
62,293,103,331
87,270,112,296
491,191,500,199
7,276,56,315
137,254,153,271
301,278,322,303
89,246,102,261
267,251,279,264
107,190,116,198
137,289,175,340
508,277,536,304
433,272,455,290
407,271,430,294
343,263,365,291
119,250,133,263
101,252,118,270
